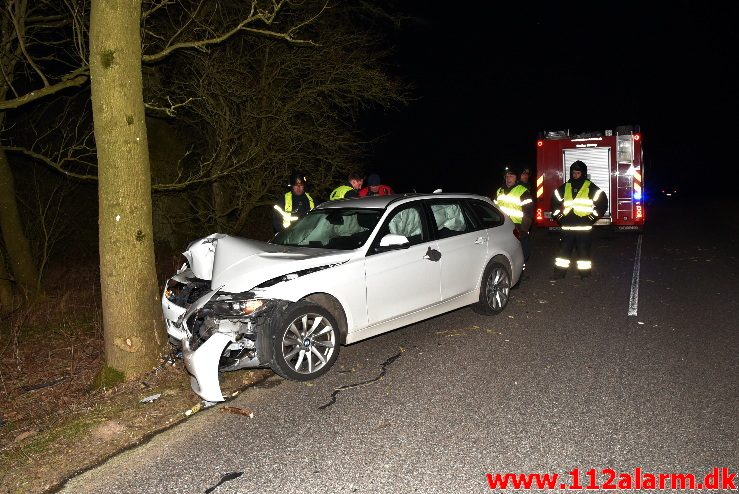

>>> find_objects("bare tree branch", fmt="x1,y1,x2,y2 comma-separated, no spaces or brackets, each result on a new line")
0,74,88,110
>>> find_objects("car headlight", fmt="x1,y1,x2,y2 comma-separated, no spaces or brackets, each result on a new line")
206,295,268,318
229,299,265,315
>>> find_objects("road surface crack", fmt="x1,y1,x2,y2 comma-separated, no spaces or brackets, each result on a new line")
318,350,402,410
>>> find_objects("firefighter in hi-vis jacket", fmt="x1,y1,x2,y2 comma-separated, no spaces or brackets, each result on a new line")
273,171,315,233
494,166,533,263
551,160,608,279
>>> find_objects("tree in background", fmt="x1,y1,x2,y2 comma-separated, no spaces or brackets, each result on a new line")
0,1,85,303
150,2,407,236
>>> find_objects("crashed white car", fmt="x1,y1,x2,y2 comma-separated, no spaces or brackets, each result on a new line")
162,193,524,401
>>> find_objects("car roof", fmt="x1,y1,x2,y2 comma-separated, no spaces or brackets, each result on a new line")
316,193,491,210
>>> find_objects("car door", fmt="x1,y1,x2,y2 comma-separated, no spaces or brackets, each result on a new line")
427,200,489,300
364,203,441,325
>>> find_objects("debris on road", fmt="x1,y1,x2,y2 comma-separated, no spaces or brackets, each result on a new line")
139,393,161,404
221,406,254,418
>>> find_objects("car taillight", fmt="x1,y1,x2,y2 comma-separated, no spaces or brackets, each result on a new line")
512,226,520,239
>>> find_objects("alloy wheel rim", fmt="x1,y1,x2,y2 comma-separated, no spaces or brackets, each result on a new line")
485,267,510,310
281,313,336,374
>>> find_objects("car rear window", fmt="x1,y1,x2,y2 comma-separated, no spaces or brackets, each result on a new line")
467,200,504,228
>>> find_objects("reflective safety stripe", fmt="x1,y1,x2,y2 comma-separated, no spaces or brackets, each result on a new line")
554,189,563,202
593,189,603,201
498,206,524,219
553,209,561,216
274,205,299,229
520,198,533,206
563,181,594,217
562,225,593,231
576,260,592,270
555,257,571,268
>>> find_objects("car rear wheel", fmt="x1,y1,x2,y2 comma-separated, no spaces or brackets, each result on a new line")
269,301,340,380
474,261,511,315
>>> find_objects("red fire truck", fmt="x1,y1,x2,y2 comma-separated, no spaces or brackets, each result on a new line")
534,125,645,231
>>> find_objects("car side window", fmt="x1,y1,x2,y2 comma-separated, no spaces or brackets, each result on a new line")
429,202,473,239
370,204,428,254
467,200,504,229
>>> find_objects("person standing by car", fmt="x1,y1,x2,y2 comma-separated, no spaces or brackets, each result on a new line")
550,160,608,278
519,166,533,193
494,166,533,263
359,173,394,196
330,172,364,200
273,171,315,232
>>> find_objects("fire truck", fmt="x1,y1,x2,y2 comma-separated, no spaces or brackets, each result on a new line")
534,125,645,231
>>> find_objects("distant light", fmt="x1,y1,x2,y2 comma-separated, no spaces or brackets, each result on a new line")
633,191,642,200
634,134,641,141
537,140,543,147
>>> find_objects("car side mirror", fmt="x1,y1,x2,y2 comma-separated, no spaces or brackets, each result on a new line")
377,233,410,252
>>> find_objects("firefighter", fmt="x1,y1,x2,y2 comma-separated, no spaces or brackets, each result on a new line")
494,166,533,262
273,170,315,232
329,172,364,200
359,173,394,196
551,160,608,278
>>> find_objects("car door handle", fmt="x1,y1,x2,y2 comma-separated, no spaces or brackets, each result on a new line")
424,247,442,262
474,236,486,245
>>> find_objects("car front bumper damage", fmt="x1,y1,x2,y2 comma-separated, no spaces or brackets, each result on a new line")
162,276,286,402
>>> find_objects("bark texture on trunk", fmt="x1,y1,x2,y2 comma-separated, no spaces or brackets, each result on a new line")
90,0,166,377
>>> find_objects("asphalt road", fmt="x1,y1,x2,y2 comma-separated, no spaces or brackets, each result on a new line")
62,199,738,494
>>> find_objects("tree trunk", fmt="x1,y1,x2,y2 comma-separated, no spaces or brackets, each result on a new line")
0,246,13,315
89,0,166,378
0,145,39,297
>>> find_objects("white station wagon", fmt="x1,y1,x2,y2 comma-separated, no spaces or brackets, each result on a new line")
162,193,524,401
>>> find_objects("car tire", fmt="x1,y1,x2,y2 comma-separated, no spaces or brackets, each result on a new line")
473,260,511,315
269,301,340,381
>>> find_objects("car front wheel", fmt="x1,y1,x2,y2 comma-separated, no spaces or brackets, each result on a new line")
474,261,511,315
270,301,340,380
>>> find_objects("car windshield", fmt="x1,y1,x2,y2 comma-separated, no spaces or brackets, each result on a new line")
271,208,384,250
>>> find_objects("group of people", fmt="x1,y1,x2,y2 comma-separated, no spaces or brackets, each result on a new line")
272,171,394,232
494,160,607,279
274,162,608,279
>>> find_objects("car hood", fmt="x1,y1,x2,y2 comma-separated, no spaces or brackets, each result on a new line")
202,235,352,293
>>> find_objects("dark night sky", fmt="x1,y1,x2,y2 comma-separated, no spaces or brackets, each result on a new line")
368,1,738,196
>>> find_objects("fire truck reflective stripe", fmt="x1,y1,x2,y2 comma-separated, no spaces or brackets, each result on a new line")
555,258,570,268
554,189,563,202
536,186,543,198
562,225,593,231
633,170,642,182
634,182,642,193
576,260,592,270
520,198,533,206
537,175,544,187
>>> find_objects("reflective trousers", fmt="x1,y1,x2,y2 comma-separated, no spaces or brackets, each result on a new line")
554,230,592,271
